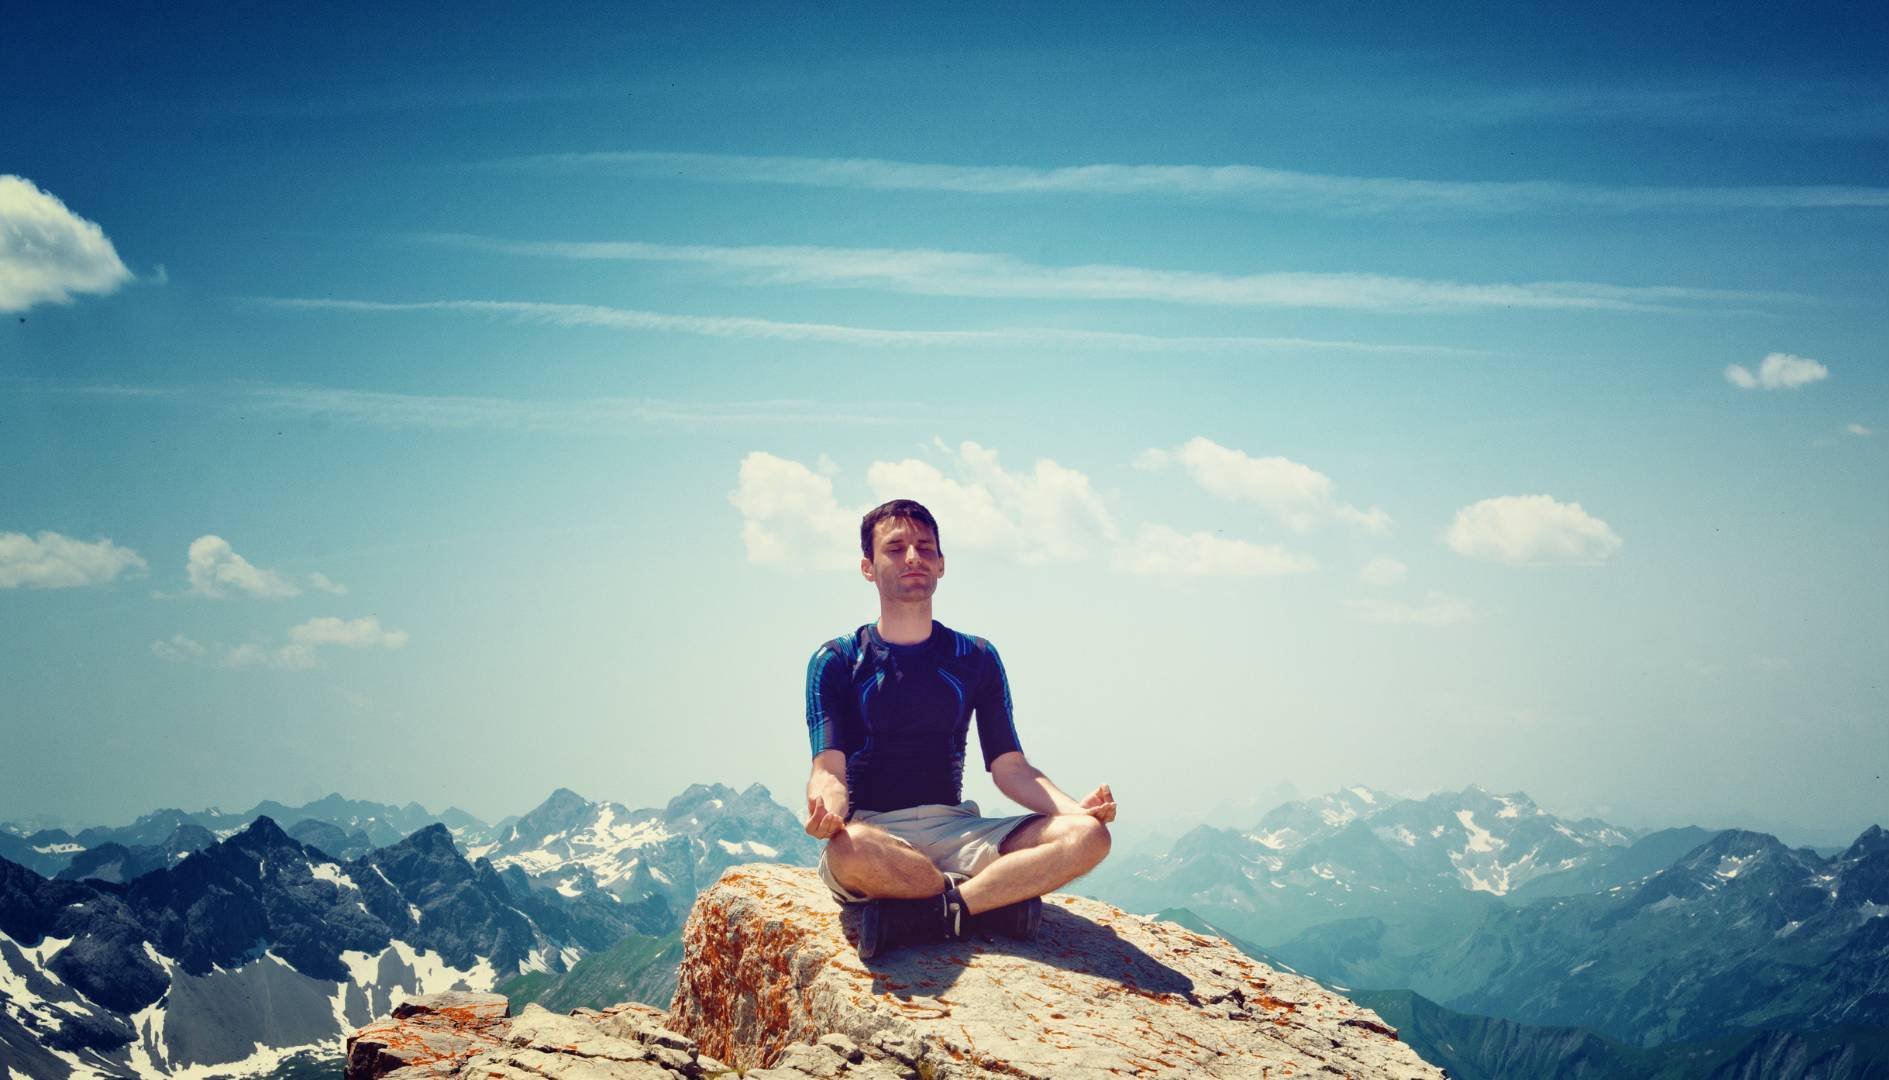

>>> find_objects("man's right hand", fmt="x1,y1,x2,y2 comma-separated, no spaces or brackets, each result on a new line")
805,796,846,840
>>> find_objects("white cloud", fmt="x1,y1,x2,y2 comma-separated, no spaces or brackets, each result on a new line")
730,441,1119,569
183,535,302,599
1138,437,1389,534
288,615,409,650
0,530,146,589
0,176,134,313
1446,495,1623,565
863,457,1016,553
1113,524,1316,577
1724,352,1829,391
150,634,207,663
255,295,1475,356
306,572,348,595
727,452,859,566
1847,423,1873,437
170,616,409,671
1351,592,1476,626
1358,556,1408,587
493,150,1889,214
422,234,1788,316
870,441,1118,564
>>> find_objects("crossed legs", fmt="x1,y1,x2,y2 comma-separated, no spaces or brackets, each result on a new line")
824,813,1111,913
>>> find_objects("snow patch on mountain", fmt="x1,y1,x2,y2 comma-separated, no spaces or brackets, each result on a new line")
308,861,356,890
1456,810,1501,854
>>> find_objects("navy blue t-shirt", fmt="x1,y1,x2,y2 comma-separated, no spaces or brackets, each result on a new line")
805,621,1023,814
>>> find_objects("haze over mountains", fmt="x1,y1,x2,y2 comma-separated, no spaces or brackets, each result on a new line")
1,783,1882,1079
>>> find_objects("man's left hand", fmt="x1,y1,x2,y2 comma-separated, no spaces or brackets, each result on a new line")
1078,784,1116,824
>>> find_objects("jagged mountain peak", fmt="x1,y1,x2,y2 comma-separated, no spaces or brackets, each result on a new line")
1842,823,1887,859
1685,828,1791,863
393,821,461,856
663,783,741,819
229,814,299,849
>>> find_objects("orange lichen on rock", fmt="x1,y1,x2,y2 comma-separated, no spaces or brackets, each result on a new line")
668,863,1443,1079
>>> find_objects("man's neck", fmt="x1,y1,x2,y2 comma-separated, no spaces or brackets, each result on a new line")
876,602,934,645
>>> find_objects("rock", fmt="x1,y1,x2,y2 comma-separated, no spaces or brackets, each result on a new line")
346,864,1444,1080
345,991,511,1079
669,864,1445,1079
819,1032,864,1062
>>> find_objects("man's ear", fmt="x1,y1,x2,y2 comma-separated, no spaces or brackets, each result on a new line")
860,555,875,582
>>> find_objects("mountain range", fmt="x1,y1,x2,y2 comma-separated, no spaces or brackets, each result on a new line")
0,784,815,1078
2,782,1881,1078
1072,785,1887,1061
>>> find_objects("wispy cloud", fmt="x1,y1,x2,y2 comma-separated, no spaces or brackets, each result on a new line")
153,616,408,671
1137,437,1389,534
1413,80,1889,140
251,295,1480,354
242,384,906,432
1113,524,1315,578
0,176,134,313
489,150,1889,214
2,376,916,432
418,234,1793,314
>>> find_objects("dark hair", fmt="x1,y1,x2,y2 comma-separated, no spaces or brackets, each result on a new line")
860,499,941,558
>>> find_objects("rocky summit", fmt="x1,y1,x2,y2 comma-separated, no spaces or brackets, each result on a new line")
349,863,1444,1079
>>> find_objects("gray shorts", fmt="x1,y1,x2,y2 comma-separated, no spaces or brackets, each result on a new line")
818,800,1041,904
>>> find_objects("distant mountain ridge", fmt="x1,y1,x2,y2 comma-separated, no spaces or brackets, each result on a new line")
0,794,497,879
1083,783,1638,946
0,781,821,1079
466,782,819,929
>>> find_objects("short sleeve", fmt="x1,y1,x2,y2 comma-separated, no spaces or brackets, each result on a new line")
806,642,855,758
973,640,1022,768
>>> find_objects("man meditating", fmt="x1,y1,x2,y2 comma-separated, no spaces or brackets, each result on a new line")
804,498,1115,958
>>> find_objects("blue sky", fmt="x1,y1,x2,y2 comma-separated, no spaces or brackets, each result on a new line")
3,2,1884,843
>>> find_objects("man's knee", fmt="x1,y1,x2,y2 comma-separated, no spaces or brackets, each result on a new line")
1068,815,1111,868
825,825,942,897
824,824,887,877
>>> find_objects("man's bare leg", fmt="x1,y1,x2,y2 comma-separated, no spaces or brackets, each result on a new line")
824,823,948,900
956,814,1110,915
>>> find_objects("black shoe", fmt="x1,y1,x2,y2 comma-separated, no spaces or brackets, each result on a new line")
971,895,1043,941
856,886,967,960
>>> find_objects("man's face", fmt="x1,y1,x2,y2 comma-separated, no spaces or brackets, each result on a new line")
862,517,945,602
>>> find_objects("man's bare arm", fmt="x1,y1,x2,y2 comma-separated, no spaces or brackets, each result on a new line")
990,751,1116,823
805,750,849,840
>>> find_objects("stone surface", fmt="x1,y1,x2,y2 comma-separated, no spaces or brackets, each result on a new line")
670,863,1447,1079
345,992,511,1079
346,864,1446,1079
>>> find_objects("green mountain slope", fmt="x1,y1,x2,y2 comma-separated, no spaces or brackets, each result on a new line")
497,930,684,1013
